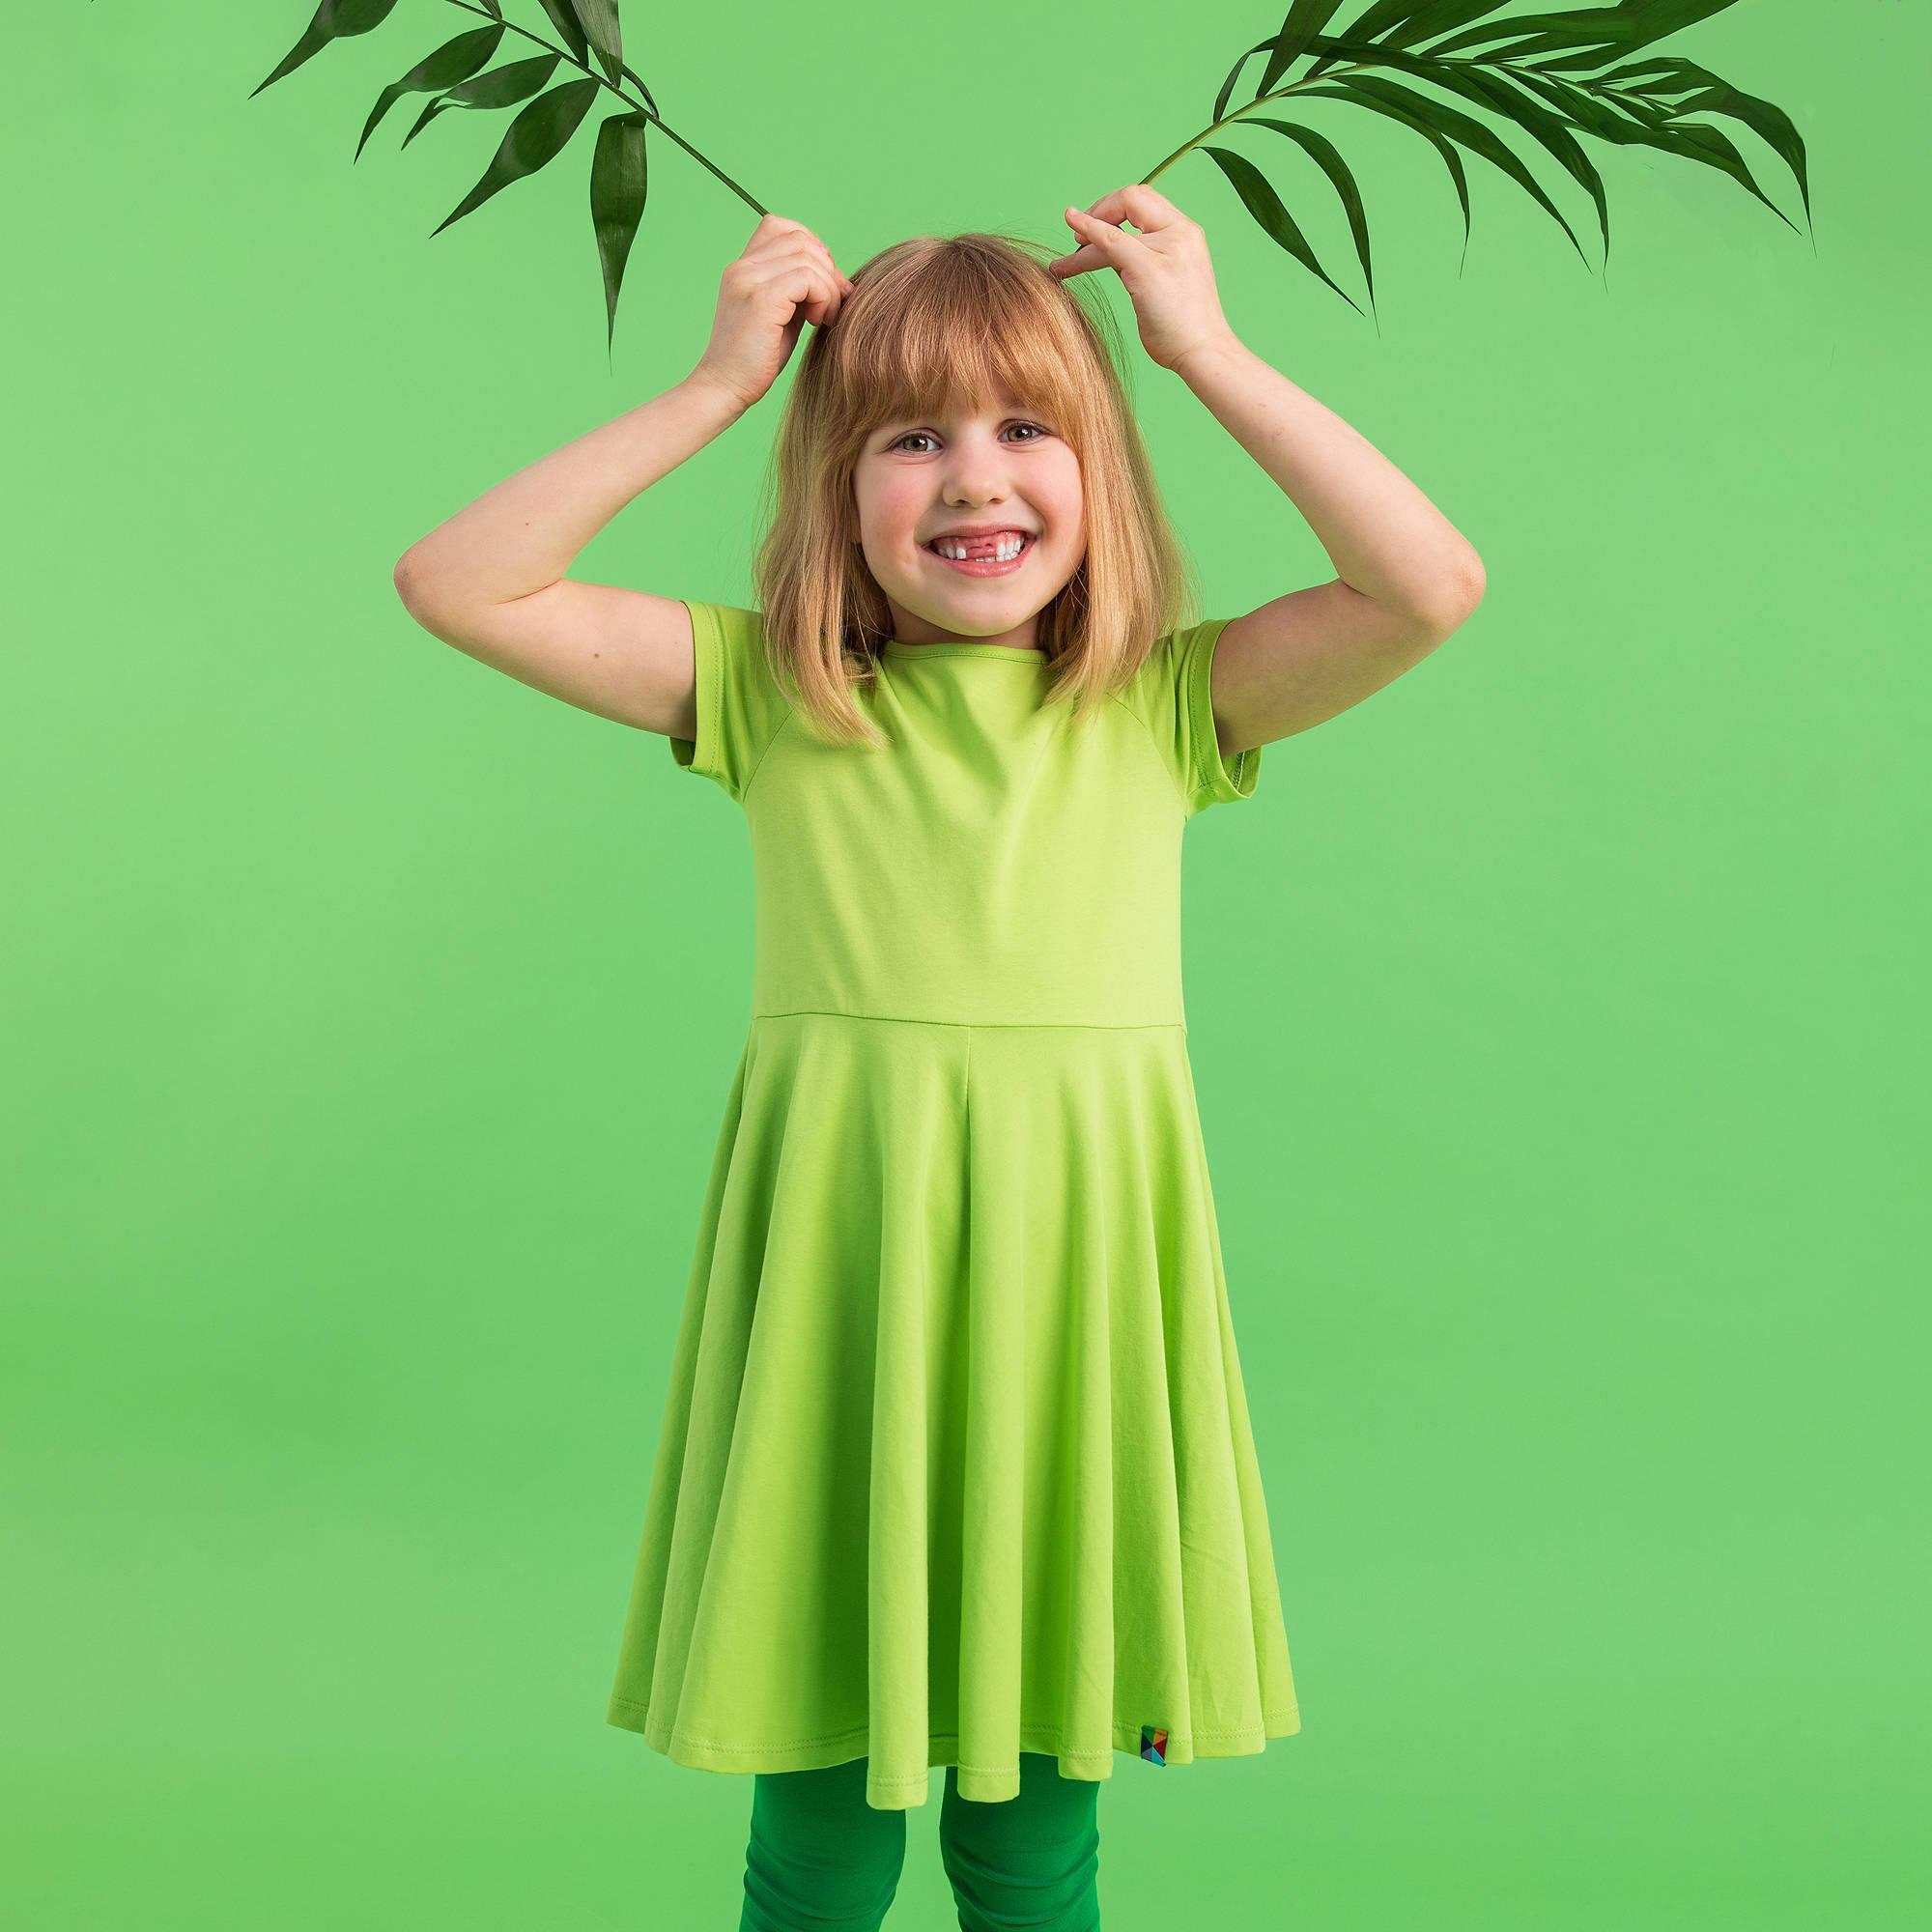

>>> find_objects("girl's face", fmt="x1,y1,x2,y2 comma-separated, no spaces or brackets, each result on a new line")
849,386,1086,649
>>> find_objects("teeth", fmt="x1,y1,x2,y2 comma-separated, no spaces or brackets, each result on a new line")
934,531,1027,561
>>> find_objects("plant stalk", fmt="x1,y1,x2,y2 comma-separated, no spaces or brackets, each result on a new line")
440,0,767,213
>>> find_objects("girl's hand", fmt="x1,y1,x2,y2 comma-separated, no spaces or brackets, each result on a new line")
691,214,855,412
1046,185,1237,374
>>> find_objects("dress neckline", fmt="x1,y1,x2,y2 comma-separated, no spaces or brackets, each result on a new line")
881,641,1047,664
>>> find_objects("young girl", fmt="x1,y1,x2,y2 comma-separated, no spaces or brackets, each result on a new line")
394,185,1483,1930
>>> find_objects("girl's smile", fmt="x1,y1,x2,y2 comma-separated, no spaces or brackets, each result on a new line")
922,529,1038,577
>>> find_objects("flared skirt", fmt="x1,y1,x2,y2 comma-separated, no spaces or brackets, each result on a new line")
605,1010,1300,1809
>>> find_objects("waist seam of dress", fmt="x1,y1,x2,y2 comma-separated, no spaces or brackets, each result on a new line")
750,1007,1188,1033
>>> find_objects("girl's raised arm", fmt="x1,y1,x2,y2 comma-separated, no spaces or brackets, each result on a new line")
391,216,851,736
392,376,747,735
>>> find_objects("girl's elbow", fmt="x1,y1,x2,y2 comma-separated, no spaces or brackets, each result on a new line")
393,548,447,618
1435,555,1486,633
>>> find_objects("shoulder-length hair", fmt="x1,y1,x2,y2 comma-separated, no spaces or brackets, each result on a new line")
750,230,1203,748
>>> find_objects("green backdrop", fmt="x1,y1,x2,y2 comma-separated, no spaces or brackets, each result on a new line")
5,3,1922,1927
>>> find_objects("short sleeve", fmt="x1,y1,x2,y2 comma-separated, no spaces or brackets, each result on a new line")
1127,615,1262,819
667,601,794,805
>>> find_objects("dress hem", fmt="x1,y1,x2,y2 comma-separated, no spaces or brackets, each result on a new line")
606,1693,1302,1808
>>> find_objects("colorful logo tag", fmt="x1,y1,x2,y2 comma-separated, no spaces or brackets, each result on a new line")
1139,1724,1169,1765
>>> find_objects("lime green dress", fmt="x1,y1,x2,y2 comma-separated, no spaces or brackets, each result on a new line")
605,600,1301,1810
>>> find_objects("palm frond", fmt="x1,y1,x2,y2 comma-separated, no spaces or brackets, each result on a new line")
246,1,762,364
1152,1,1811,317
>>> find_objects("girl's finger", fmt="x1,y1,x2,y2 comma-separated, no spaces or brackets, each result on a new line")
1086,183,1185,231
800,262,845,325
761,241,843,291
807,238,852,299
1065,207,1125,255
795,226,845,280
1046,211,1113,280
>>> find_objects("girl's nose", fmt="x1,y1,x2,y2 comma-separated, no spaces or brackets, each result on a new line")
941,443,1013,498
940,466,1014,507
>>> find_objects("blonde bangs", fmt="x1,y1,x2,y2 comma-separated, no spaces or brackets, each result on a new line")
823,245,1099,464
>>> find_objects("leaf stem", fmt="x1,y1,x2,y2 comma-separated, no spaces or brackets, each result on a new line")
1142,62,1376,184
440,0,767,213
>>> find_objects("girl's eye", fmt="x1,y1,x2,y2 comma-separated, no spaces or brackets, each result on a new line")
890,422,1050,453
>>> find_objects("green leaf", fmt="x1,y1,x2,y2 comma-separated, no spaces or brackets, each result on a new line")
536,5,652,111
402,53,562,152
1239,117,1379,315
1216,12,1386,121
1304,2,1517,84
1314,36,1611,267
619,65,660,117
251,0,399,99
1326,71,1593,269
1560,108,1802,236
1392,0,1520,40
1295,82,1473,273
1598,52,1811,225
1219,7,1509,120
1257,2,1349,98
1500,64,1677,136
570,1,627,90
534,1,591,70
1293,10,1805,239
1425,0,1743,66
1483,45,1803,234
430,74,603,234
1213,41,1268,124
590,110,651,360
1199,144,1366,315
1214,7,1554,124
354,24,503,163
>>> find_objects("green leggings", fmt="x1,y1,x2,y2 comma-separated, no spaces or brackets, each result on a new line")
738,1750,1102,1931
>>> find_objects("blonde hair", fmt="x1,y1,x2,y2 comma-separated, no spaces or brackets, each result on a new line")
749,230,1202,748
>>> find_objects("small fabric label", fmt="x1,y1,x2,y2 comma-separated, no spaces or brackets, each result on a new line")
1139,1724,1169,1765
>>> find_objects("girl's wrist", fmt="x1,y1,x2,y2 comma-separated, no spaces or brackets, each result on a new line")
1166,327,1248,384
684,363,761,419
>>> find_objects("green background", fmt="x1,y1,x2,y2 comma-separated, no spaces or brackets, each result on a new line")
6,2,1923,1926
